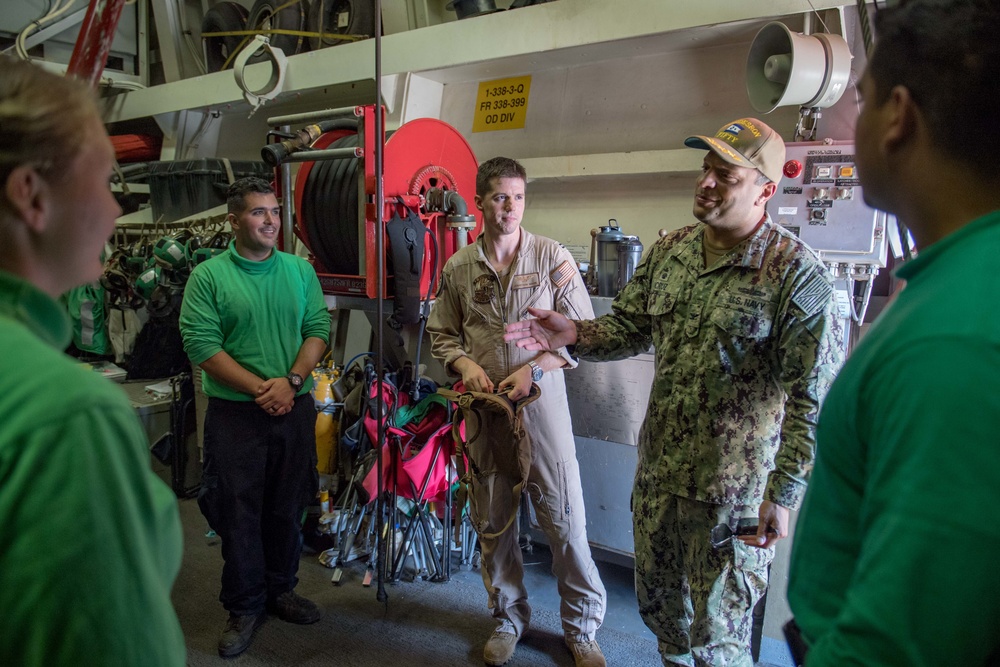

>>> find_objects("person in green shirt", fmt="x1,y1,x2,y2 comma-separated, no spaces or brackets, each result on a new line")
179,177,330,657
785,1,1000,665
0,59,185,666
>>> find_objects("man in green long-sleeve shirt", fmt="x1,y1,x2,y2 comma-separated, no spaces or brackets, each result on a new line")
786,2,1000,665
0,59,185,666
180,177,330,658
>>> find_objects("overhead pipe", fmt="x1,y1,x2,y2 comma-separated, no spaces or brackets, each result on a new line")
280,124,294,255
261,118,362,167
267,146,364,166
267,106,362,127
66,0,127,87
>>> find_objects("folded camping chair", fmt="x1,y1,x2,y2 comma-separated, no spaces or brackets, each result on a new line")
324,360,383,585
360,378,457,582
437,383,541,545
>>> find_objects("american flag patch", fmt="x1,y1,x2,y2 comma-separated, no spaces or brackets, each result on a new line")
792,273,833,316
550,260,576,288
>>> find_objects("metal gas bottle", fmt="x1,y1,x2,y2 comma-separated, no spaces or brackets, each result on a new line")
596,220,624,297
617,236,643,291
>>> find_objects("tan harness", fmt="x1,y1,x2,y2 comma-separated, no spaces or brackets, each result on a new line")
437,385,541,540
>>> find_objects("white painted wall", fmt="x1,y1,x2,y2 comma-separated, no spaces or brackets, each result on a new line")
429,6,867,261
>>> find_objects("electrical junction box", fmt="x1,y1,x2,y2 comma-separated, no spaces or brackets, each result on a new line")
767,140,888,267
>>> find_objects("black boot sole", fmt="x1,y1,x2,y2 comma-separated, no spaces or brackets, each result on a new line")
218,613,266,658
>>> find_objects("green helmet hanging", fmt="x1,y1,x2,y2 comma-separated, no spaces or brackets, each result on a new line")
185,235,204,261
192,246,225,266
153,235,188,271
135,265,161,301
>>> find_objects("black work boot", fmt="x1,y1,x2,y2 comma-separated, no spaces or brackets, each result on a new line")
268,590,321,624
218,612,266,658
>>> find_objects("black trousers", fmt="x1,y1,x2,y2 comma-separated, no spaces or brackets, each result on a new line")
199,394,318,615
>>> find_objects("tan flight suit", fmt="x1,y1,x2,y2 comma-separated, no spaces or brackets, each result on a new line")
427,229,606,642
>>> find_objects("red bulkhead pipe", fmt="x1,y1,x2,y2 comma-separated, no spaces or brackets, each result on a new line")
66,0,127,87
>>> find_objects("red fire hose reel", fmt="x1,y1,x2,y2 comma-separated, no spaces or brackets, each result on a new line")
281,105,482,297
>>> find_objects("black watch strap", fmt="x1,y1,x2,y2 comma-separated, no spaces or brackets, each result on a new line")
286,372,304,390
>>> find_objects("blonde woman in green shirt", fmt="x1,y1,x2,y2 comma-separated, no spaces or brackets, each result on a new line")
0,59,185,666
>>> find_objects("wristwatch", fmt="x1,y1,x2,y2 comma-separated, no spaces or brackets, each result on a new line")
527,360,543,382
286,372,304,391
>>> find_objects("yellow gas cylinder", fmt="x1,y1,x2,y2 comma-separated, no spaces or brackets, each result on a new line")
312,369,338,474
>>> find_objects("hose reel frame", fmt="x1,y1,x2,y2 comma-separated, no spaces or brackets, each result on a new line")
288,106,482,298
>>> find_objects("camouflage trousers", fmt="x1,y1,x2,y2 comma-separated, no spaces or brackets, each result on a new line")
633,491,773,667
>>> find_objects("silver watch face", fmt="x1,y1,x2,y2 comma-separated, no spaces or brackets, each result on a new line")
530,364,543,382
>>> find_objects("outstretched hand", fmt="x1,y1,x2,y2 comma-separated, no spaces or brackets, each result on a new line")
503,307,578,351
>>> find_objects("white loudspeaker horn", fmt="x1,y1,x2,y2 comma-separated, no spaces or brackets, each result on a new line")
746,21,852,113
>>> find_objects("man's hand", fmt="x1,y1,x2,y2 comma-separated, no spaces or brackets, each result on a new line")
255,377,295,416
453,357,494,393
498,364,533,400
503,307,577,351
737,500,790,549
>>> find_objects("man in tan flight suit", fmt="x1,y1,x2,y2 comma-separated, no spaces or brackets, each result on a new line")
427,157,607,667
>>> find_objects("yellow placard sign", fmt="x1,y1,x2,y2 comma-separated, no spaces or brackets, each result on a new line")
472,75,531,133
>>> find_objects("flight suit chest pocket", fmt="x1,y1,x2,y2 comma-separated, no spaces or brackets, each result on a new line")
516,280,549,321
468,275,498,323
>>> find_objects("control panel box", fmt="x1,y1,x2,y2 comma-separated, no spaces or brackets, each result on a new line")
768,140,887,267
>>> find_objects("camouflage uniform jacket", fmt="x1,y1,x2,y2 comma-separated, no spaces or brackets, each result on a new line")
428,228,594,382
574,215,843,509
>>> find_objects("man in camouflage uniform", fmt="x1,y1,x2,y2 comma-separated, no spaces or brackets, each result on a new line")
427,157,607,667
504,119,844,666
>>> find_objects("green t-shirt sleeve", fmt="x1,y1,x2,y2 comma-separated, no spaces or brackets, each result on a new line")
179,266,225,366
300,263,331,343
805,339,1000,666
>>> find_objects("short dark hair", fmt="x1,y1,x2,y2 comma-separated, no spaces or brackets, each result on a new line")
476,157,527,198
869,0,998,171
226,176,274,215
